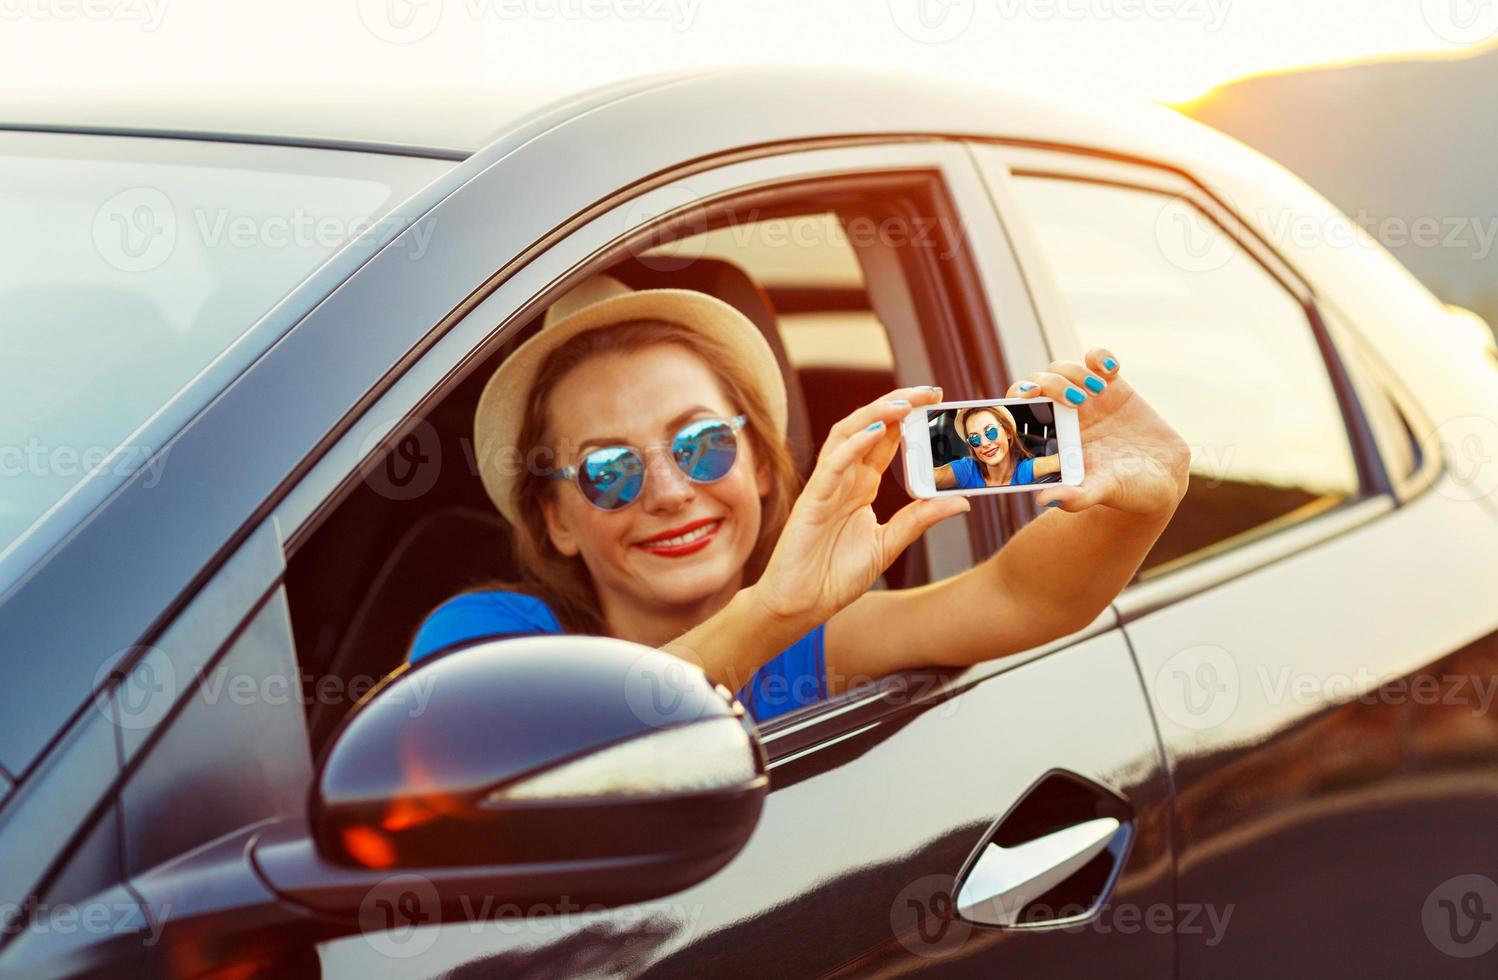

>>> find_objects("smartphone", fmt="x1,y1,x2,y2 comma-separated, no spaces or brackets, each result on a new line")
900,397,1083,499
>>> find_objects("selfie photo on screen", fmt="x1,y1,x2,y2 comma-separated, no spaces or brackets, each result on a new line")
931,402,1064,490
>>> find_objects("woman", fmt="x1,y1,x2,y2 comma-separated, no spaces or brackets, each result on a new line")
408,275,1190,721
934,405,1060,490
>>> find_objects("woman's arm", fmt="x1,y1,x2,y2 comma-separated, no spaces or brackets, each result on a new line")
664,385,967,693
1030,453,1061,478
824,349,1189,688
934,462,958,490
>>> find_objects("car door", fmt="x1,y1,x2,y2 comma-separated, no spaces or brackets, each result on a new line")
980,142,1498,977
280,140,1176,977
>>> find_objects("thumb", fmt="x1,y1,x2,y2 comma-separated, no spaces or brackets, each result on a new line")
881,495,970,561
1035,481,1102,513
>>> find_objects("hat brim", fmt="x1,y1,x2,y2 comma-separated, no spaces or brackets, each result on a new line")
474,288,789,526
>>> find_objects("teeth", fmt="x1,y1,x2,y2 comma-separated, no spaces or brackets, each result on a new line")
646,520,720,548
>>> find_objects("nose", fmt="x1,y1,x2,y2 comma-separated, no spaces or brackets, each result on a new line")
640,445,695,513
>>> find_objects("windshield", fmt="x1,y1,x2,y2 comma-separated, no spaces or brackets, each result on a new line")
0,131,451,559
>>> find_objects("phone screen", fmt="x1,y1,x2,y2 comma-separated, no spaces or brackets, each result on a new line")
925,400,1066,493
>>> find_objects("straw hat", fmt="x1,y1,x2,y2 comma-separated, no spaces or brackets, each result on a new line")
474,274,788,525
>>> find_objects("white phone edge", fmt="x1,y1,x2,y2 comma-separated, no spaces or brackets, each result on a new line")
900,397,1083,499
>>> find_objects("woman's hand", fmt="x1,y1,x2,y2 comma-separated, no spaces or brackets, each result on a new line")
750,386,970,626
1008,348,1189,516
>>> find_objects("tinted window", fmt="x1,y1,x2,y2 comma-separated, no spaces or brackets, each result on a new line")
1010,177,1361,578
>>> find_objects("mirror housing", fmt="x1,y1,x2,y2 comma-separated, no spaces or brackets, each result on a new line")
268,635,767,912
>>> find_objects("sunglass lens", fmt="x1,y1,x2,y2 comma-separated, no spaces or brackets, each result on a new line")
577,446,644,510
986,426,1001,442
967,433,982,448
673,418,738,482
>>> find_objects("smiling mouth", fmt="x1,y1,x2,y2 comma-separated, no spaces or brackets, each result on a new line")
980,446,1000,459
636,519,723,553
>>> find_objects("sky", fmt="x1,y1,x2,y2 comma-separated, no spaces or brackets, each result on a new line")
2,0,1496,105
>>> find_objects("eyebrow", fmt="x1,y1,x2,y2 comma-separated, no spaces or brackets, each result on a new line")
576,405,719,454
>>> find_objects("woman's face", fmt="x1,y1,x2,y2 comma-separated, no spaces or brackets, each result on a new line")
963,410,1010,466
539,342,772,614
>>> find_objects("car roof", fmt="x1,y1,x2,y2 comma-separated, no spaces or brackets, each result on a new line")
0,66,1227,168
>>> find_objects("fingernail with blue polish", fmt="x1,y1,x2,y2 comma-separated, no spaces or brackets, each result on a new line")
1084,376,1105,394
1103,357,1117,371
889,399,910,407
1045,501,1064,508
1065,387,1086,405
866,421,884,432
1018,382,1037,393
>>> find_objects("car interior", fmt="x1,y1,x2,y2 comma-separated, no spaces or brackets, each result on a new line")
285,204,948,753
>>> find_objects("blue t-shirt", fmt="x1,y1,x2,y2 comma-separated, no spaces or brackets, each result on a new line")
407,591,827,724
949,455,1035,489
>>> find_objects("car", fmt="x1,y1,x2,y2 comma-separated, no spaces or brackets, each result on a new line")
2,66,1497,979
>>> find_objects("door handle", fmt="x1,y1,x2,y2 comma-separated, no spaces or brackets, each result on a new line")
955,816,1121,927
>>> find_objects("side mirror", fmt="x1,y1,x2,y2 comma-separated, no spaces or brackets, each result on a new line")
125,637,766,976
258,635,767,913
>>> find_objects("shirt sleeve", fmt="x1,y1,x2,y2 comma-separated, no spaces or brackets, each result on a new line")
738,625,828,724
409,591,564,663
950,457,981,490
1013,456,1036,485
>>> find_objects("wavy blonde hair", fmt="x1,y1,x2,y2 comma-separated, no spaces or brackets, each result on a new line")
494,319,802,634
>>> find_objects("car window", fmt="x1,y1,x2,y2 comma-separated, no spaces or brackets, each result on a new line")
1008,176,1362,579
0,130,447,561
285,193,974,750
646,214,896,371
